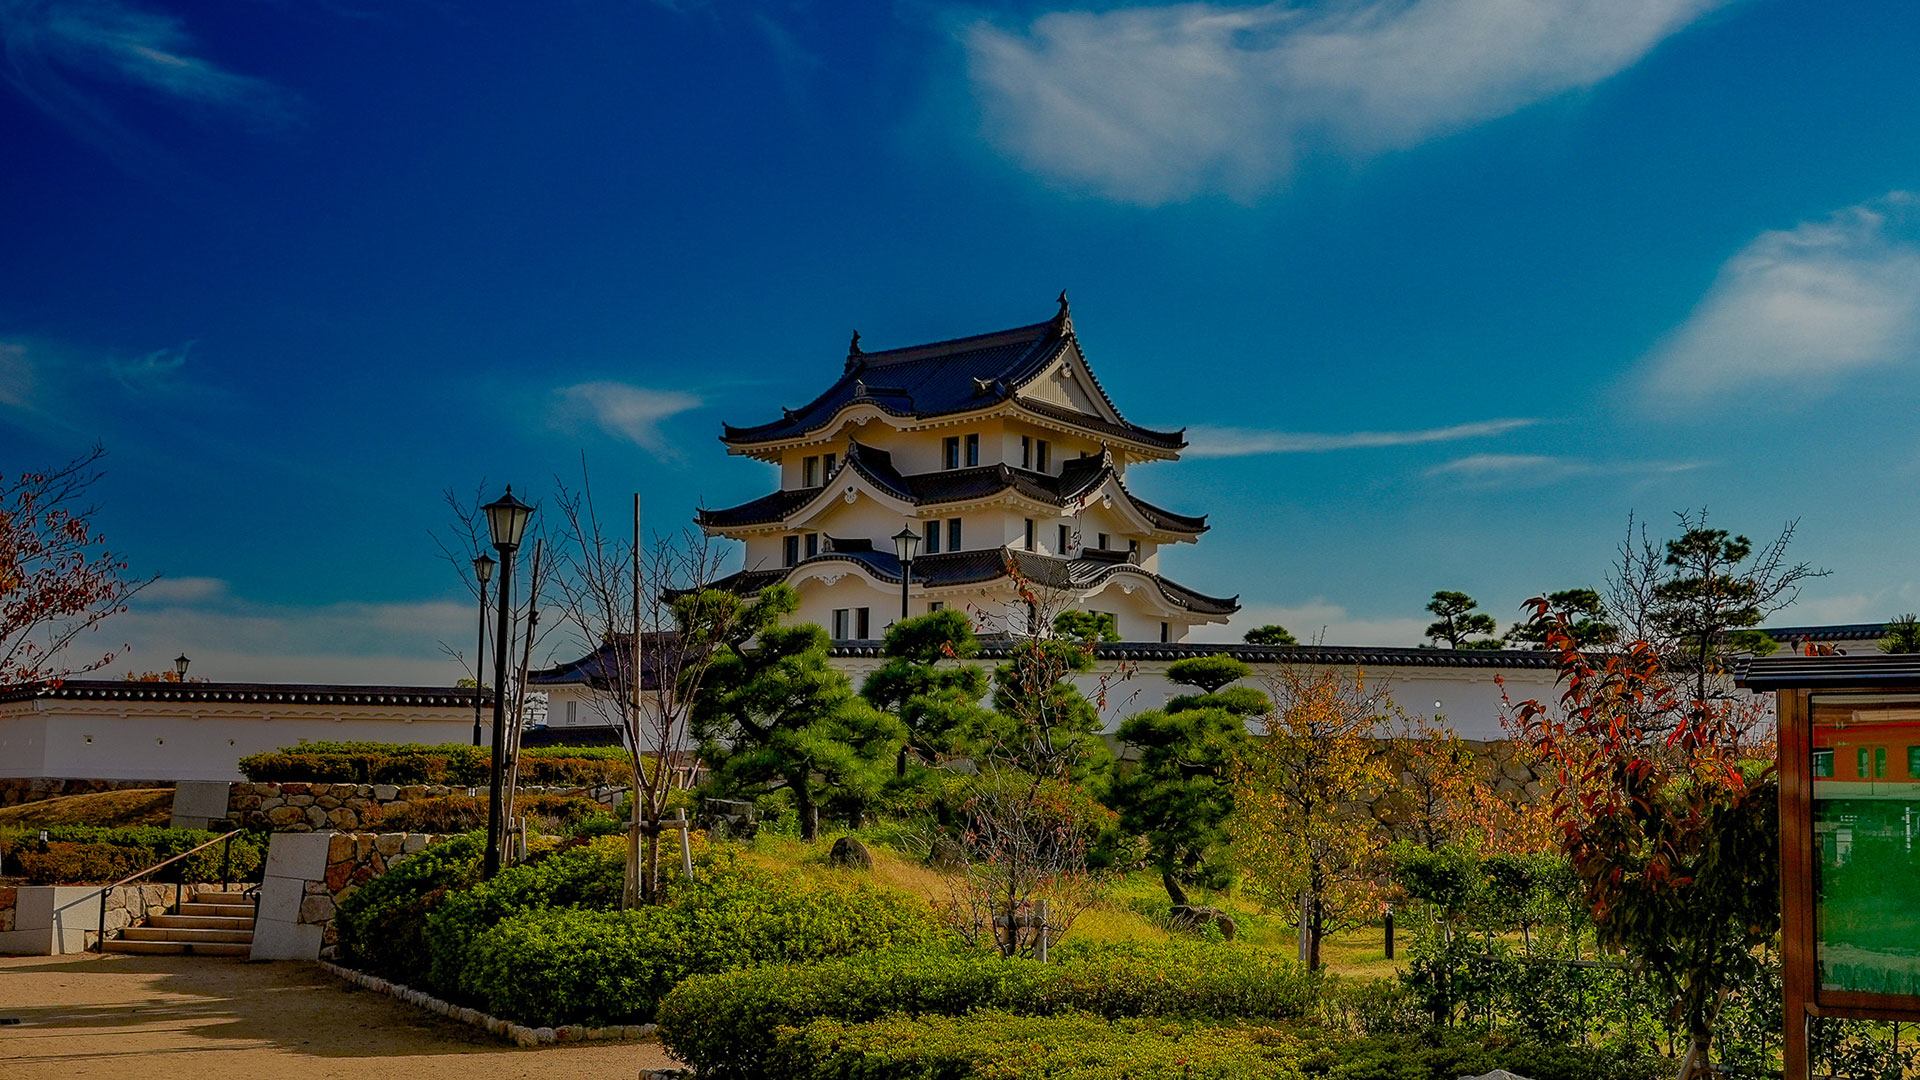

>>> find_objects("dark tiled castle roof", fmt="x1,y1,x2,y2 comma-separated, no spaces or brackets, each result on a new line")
697,443,1206,534
698,548,1238,618
719,303,1184,451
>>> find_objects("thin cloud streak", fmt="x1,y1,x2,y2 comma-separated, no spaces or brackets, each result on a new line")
1184,417,1538,458
965,0,1730,204
0,0,295,164
551,381,703,455
1425,452,1706,487
1639,192,1920,409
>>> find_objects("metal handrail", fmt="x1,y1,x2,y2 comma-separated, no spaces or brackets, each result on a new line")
93,828,247,951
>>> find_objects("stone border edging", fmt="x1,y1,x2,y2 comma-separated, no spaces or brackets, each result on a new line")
316,959,661,1048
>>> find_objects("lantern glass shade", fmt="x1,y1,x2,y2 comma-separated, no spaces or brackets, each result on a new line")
173,654,190,678
892,525,921,566
473,553,497,584
483,487,534,551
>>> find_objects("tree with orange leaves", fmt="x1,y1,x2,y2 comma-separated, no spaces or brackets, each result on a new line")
1510,596,1778,1080
2,447,150,693
1233,664,1393,970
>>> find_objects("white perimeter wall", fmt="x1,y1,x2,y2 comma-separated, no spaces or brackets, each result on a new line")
0,700,476,782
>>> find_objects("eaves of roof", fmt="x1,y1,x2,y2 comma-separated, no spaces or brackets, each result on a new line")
0,680,479,707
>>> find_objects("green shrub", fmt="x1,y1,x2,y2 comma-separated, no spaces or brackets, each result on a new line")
237,740,632,786
772,1012,1313,1080
333,832,484,979
0,826,264,884
363,793,606,833
1296,1030,1664,1080
425,837,627,997
453,849,943,1026
658,940,1317,1079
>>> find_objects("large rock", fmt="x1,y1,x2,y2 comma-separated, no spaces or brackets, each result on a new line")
1169,904,1238,941
827,836,873,870
925,836,967,871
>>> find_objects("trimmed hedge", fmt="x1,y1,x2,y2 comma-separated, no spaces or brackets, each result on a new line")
363,793,606,833
333,832,485,979
237,741,633,786
443,850,944,1027
657,940,1319,1079
0,825,265,885
425,837,627,996
769,1015,1666,1080
774,1013,1311,1080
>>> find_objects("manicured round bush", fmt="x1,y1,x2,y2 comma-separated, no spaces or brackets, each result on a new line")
332,832,484,978
425,837,626,997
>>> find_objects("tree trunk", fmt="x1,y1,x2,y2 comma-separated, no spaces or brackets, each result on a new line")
642,820,663,904
622,781,642,909
1161,868,1190,908
796,781,818,841
897,745,911,779
1308,895,1324,972
1673,1032,1710,1080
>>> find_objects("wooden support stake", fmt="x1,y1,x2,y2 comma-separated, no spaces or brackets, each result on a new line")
676,808,695,880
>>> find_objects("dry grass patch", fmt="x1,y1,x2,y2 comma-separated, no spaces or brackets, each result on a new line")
0,788,174,829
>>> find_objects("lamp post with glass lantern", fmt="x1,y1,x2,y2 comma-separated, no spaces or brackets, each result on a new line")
173,654,190,682
892,525,921,621
470,554,495,746
481,487,533,878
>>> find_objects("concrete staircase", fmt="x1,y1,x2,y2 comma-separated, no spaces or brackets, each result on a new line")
103,889,255,957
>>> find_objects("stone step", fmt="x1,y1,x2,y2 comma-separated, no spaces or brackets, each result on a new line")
102,939,251,957
153,913,255,930
191,891,253,906
178,902,255,918
122,926,254,944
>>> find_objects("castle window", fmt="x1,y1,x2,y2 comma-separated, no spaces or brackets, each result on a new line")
784,535,800,567
965,434,979,467
803,455,820,487
1058,524,1071,554
822,452,837,477
929,601,944,612
947,518,962,551
856,608,871,639
1036,440,1051,471
1021,436,1032,469
944,437,961,470
923,520,940,554
1096,532,1109,550
1160,622,1170,643
1024,518,1035,551
805,533,819,558
832,609,850,639
1129,539,1140,557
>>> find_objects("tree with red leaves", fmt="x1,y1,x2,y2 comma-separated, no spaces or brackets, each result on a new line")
1509,596,1778,1080
1,447,151,692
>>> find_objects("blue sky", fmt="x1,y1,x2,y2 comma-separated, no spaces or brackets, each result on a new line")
4,0,1920,682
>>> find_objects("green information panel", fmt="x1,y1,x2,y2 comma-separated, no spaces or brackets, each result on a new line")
1812,698,1920,997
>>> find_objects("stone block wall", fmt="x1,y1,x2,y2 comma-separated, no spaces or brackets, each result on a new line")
0,778,171,807
0,886,14,934
227,781,603,833
252,830,435,961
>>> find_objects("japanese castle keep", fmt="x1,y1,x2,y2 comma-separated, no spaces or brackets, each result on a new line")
695,295,1240,643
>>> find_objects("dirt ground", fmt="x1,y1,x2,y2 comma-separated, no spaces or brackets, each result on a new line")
0,953,678,1079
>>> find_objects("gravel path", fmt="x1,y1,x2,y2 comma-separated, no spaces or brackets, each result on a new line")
0,954,678,1080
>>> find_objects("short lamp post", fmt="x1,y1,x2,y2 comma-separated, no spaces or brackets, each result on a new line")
173,654,190,682
481,487,533,879
470,554,495,747
892,525,921,621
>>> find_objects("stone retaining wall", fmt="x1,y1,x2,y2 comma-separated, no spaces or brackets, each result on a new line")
0,886,14,934
252,830,436,960
0,778,171,807
226,781,605,833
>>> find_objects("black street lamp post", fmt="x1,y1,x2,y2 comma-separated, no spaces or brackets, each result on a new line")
470,553,495,747
481,487,533,879
173,654,190,681
892,525,920,621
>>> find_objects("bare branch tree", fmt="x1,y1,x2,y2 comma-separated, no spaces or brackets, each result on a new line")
549,463,740,906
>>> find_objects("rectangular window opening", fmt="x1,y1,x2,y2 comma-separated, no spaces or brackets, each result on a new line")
803,456,819,487
929,601,944,613
923,521,940,555
832,609,850,640
1160,621,1170,643
1024,518,1035,552
822,452,837,477
1021,436,1032,469
784,535,800,567
1036,440,1051,472
805,533,819,558
965,433,980,467
947,518,962,551
943,436,960,470
1058,524,1071,554
1096,532,1109,550
856,608,871,639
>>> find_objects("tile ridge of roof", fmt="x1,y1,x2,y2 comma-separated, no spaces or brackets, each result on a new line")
858,318,1058,365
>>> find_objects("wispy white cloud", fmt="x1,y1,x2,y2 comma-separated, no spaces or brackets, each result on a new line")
139,575,229,604
1184,417,1537,458
0,341,33,408
0,0,295,162
1425,452,1704,487
1639,192,1920,409
108,339,194,392
551,381,703,455
965,0,1729,204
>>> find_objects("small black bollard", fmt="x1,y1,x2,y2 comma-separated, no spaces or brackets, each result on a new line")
1384,907,1395,960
